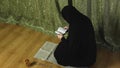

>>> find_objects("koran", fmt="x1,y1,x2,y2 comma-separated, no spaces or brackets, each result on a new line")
55,27,67,34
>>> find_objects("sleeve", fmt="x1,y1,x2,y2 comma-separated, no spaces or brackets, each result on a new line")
54,37,70,65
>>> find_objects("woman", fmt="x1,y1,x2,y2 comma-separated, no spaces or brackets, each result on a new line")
54,6,97,68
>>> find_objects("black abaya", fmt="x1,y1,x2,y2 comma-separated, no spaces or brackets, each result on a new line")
54,6,96,67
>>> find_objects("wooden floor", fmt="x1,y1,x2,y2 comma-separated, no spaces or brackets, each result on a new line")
0,23,120,68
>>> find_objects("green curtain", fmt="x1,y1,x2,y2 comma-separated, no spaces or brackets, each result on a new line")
90,0,120,51
0,0,120,51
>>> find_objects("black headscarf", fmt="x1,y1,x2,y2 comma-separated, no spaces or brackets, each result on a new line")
61,6,89,24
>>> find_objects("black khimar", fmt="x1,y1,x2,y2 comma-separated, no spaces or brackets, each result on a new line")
54,6,97,67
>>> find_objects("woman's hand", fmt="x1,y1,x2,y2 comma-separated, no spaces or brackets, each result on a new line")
57,33,63,40
64,26,69,30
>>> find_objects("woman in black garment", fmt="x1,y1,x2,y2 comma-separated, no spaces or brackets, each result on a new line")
54,6,96,68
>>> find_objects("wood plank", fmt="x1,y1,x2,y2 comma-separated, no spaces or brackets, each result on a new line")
0,23,61,68
0,23,120,68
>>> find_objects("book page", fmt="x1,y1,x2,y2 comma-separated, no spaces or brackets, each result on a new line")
55,27,67,34
34,41,57,60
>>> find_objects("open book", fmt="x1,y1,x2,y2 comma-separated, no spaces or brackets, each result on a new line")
55,27,67,34
34,41,57,61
